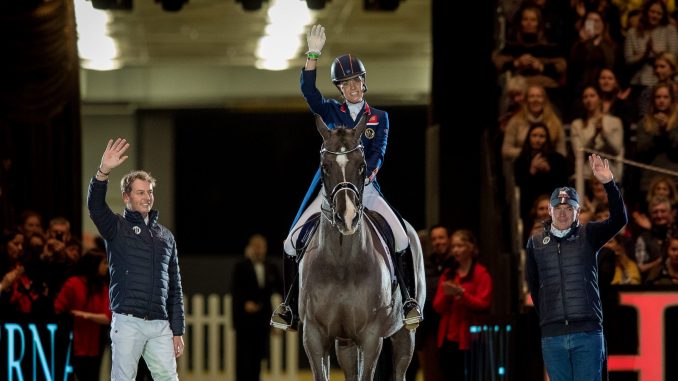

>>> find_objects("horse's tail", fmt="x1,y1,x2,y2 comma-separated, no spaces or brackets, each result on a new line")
373,338,393,381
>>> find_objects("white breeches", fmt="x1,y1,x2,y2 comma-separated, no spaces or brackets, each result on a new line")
284,183,409,256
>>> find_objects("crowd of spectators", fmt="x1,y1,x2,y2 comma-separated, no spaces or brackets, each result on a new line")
495,0,678,287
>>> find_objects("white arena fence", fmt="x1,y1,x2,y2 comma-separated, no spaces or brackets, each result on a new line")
177,293,299,381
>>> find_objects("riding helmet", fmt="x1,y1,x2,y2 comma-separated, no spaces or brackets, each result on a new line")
330,54,367,93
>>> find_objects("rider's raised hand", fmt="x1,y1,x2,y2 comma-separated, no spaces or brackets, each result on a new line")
99,138,130,174
307,24,326,55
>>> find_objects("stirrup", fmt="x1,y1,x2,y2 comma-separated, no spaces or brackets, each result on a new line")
402,298,423,331
270,304,298,332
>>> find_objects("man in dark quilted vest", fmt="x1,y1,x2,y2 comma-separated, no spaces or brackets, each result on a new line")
525,154,627,381
88,138,185,381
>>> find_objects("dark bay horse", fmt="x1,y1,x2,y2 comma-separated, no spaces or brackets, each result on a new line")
298,115,425,381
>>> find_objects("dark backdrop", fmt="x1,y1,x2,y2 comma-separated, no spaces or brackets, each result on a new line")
174,106,427,255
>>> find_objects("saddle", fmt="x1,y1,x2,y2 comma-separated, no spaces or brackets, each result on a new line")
295,209,397,289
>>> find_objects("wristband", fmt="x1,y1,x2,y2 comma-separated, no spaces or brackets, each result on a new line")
98,167,111,176
307,52,320,60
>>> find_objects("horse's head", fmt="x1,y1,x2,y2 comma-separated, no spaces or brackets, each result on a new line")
316,114,367,235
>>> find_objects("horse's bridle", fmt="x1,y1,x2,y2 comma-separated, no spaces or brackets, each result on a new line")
319,144,366,227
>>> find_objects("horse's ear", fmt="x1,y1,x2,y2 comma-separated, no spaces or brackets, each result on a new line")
354,114,368,139
315,114,331,141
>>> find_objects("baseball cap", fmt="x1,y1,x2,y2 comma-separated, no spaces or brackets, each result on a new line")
550,187,580,208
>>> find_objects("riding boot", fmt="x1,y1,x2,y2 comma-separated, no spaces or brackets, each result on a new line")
270,253,300,332
393,246,423,331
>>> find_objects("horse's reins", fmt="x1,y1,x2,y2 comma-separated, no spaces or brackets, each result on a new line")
319,144,366,227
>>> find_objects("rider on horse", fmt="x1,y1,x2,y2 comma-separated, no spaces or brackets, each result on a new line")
271,25,423,332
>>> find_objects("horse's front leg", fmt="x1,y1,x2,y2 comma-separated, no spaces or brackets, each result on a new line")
335,338,360,381
389,327,416,381
303,323,332,381
358,336,383,381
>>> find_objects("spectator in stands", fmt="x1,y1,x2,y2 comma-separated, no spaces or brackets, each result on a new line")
597,68,634,147
636,83,678,193
625,0,678,89
0,230,25,317
17,210,44,239
525,154,627,381
525,195,553,242
5,230,53,318
570,0,624,44
54,249,111,381
433,229,493,381
493,6,567,89
499,75,528,133
502,84,566,160
511,0,574,52
586,177,610,214
632,174,678,230
415,225,452,381
569,11,622,99
570,86,625,180
514,123,570,230
638,52,678,119
635,196,676,277
231,234,282,381
625,8,642,31
43,217,81,299
531,194,552,222
647,175,678,207
606,235,642,285
646,234,678,284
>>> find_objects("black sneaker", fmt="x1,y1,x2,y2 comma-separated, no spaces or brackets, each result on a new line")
270,304,299,332
403,298,423,331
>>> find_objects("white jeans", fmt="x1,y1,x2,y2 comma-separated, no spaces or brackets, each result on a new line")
284,183,409,255
110,313,178,381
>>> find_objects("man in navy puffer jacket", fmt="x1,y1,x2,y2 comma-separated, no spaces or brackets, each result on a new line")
525,154,627,381
88,138,185,381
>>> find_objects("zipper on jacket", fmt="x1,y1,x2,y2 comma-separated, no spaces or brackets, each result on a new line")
557,242,569,325
146,224,154,317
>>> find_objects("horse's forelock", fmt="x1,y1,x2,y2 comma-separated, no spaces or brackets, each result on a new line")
326,126,359,149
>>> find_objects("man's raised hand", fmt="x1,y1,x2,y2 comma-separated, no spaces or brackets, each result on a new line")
100,138,130,173
588,154,613,184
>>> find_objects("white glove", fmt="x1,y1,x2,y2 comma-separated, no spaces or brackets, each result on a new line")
307,24,326,55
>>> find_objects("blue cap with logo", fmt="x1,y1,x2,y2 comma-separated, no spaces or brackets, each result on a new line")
550,186,579,208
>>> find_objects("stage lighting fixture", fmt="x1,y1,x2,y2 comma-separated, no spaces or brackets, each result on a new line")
237,0,265,11
306,0,328,10
155,0,187,11
363,0,400,11
91,0,132,10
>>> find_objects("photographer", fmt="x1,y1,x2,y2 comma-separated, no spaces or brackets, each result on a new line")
42,217,81,295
